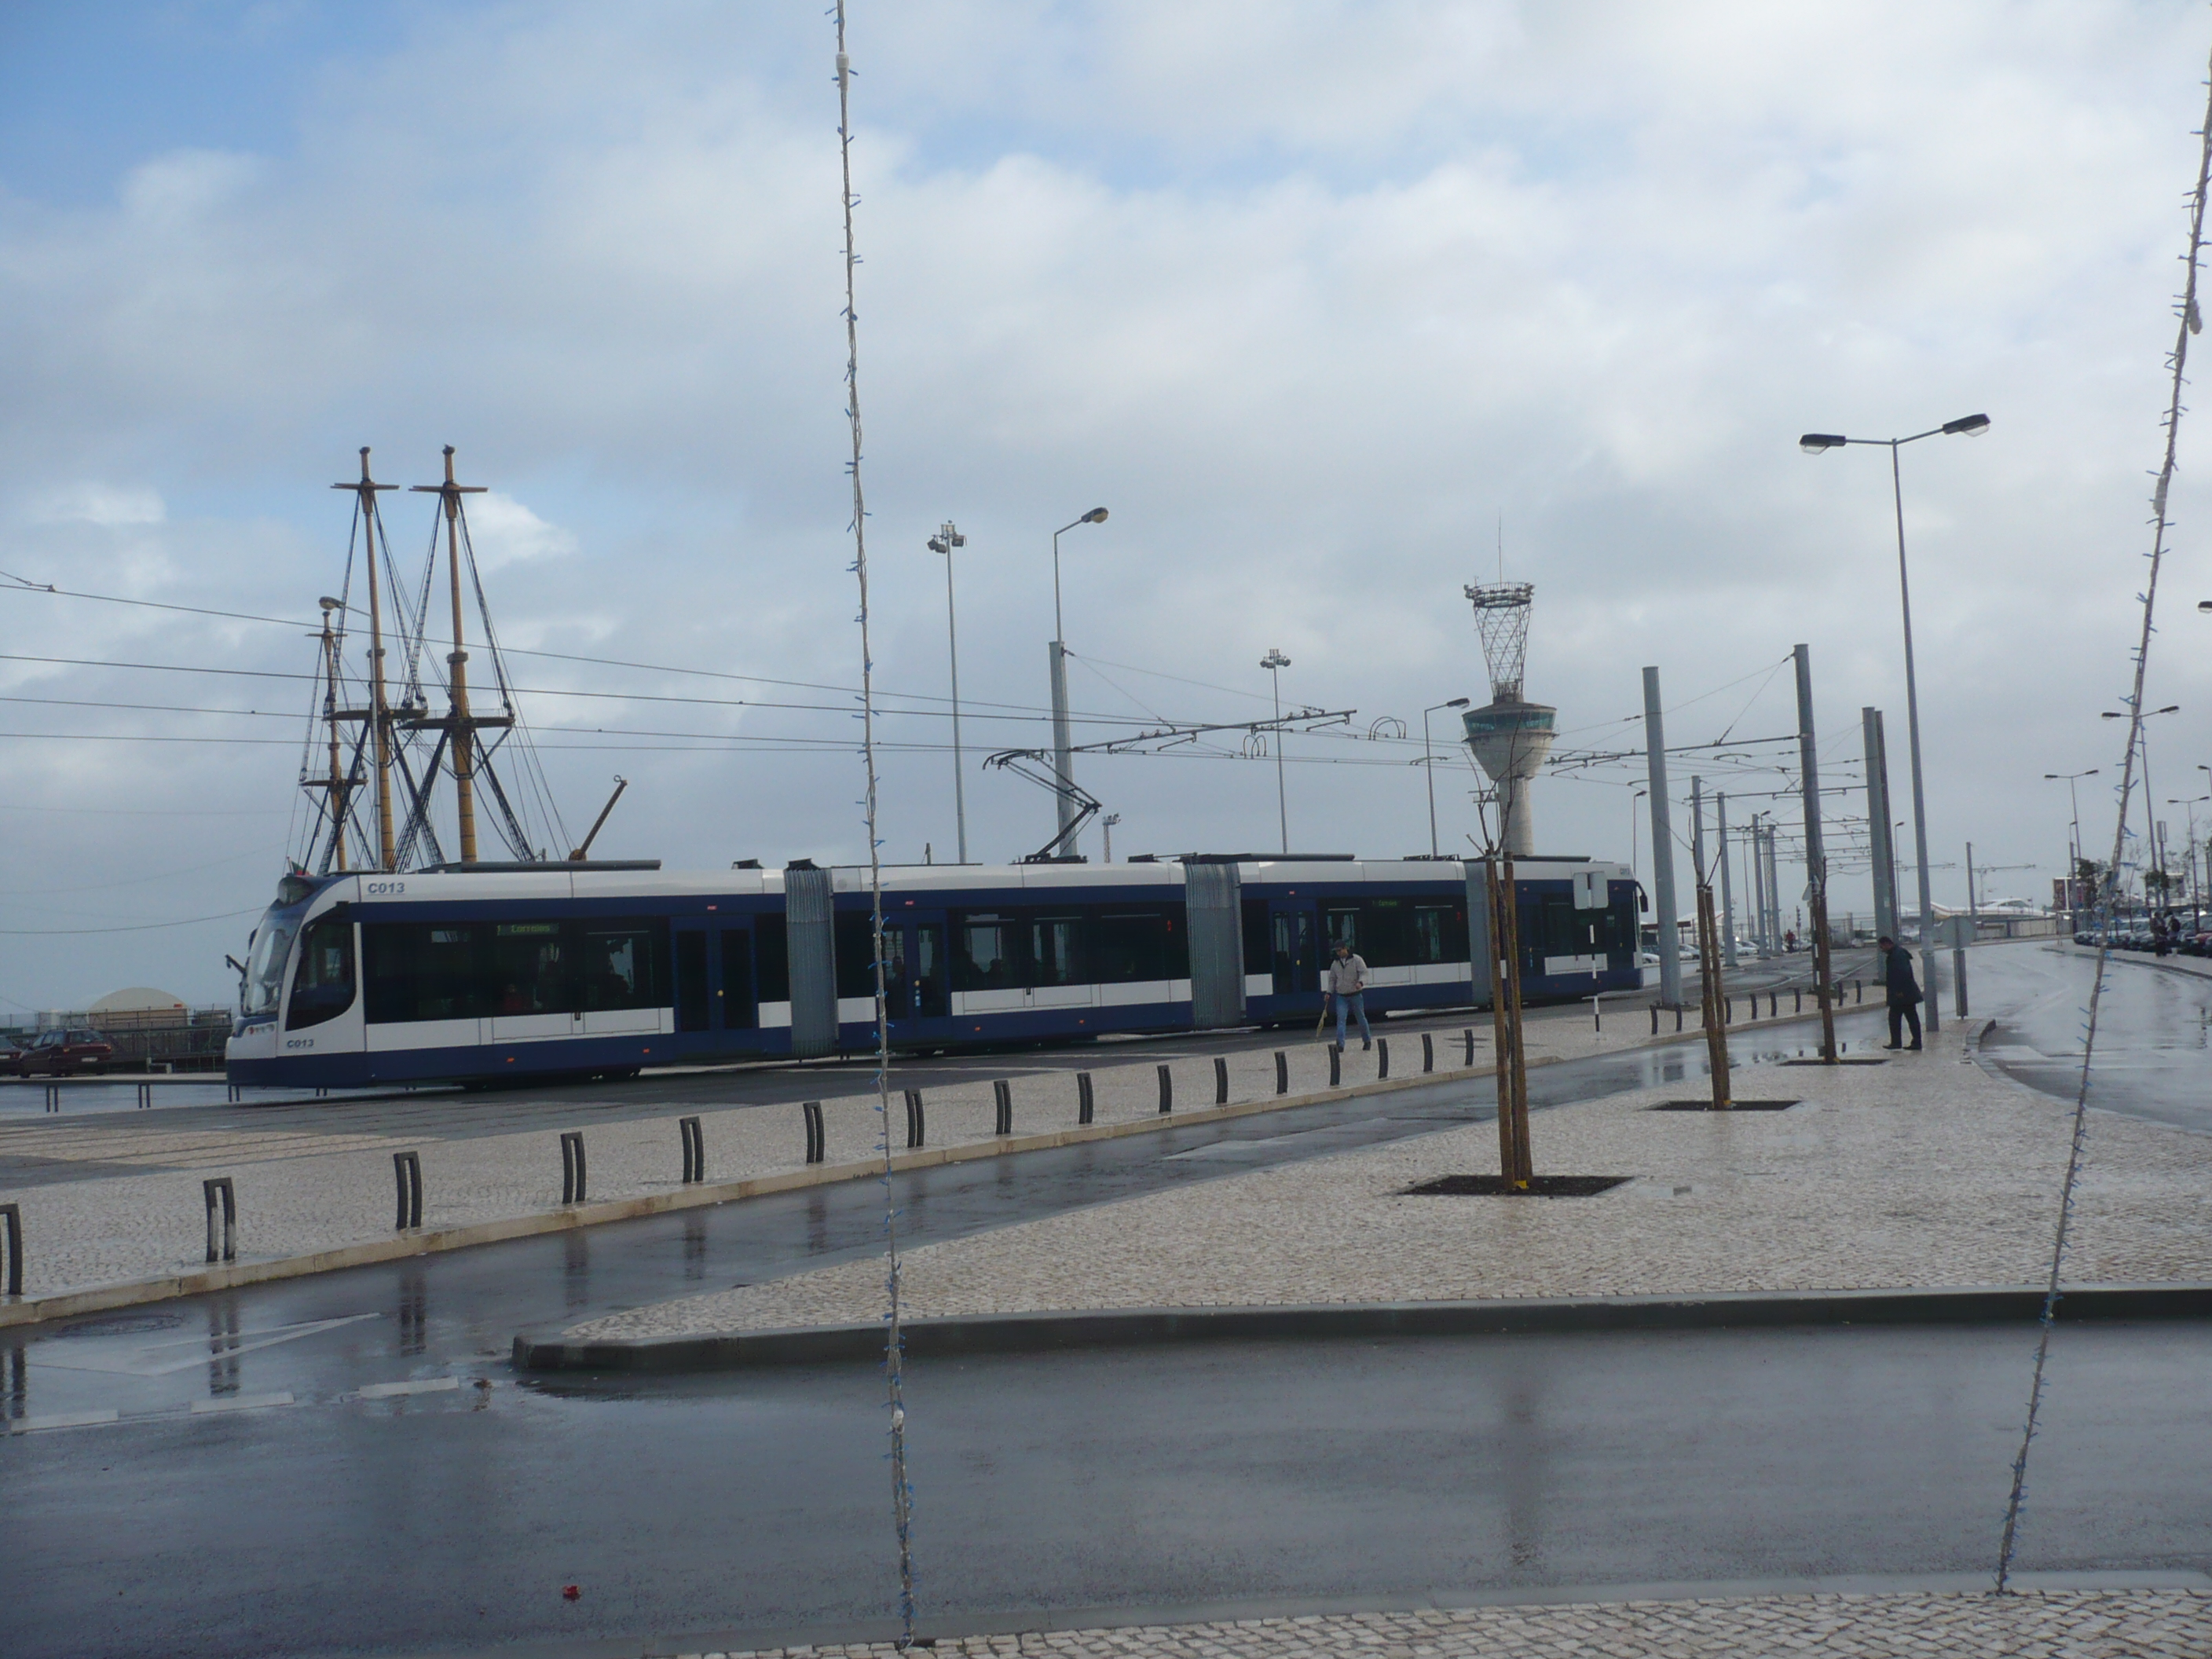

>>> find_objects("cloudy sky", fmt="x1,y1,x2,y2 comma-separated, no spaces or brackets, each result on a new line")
3,0,2210,1014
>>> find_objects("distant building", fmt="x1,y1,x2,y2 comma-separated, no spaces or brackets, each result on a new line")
85,987,191,1031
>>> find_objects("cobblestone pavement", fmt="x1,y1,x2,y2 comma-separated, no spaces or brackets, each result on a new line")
0,978,1878,1303
574,1020,2212,1340
701,1588,2212,1657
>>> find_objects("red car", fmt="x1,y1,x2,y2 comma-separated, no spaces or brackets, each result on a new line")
9,1028,115,1076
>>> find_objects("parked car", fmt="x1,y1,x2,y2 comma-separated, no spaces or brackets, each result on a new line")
9,1027,115,1076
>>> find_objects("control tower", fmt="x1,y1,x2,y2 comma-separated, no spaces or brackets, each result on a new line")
1462,582,1555,856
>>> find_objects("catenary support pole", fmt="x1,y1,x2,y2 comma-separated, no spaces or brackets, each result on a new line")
1643,667,1683,1008
1717,791,1738,968
1864,706,1896,943
1796,644,1838,1063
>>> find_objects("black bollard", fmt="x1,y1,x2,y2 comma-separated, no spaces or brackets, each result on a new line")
679,1116,705,1183
1377,1037,1390,1079
561,1130,588,1200
903,1090,925,1149
1157,1064,1173,1114
1076,1071,1095,1125
992,1080,1013,1137
203,1177,237,1264
1274,1051,1289,1095
1422,1031,1434,1074
1214,1056,1229,1104
1328,1045,1342,1087
393,1150,423,1228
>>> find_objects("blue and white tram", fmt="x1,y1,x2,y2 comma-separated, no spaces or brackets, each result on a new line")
225,855,1643,1090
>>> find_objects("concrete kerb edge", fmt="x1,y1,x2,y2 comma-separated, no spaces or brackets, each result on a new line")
511,1283,2212,1372
0,1003,1870,1331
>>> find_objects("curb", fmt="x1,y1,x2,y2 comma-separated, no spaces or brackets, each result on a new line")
512,1282,2212,1373
0,1004,1876,1331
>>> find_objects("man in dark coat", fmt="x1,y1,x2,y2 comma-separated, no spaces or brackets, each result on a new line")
1879,933,1922,1050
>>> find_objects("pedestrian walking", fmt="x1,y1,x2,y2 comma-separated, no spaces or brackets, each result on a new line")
1325,941,1372,1050
1879,933,1922,1050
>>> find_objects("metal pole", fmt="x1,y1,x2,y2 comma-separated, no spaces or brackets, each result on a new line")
1967,840,1979,926
1049,525,1075,858
1889,441,1939,1031
1795,643,1838,1062
1690,775,1705,890
1264,650,1291,855
934,523,969,864
335,449,397,872
1643,667,1683,1008
1424,705,1441,859
1862,707,1895,943
1717,790,1737,967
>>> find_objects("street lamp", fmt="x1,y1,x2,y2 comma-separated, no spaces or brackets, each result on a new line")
1261,647,1292,854
1799,410,1989,1027
2043,767,2098,913
927,523,968,864
1046,507,1108,857
2102,705,2180,898
1422,698,1472,858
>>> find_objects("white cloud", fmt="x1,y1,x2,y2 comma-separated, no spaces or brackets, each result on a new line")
31,484,166,526
464,493,577,572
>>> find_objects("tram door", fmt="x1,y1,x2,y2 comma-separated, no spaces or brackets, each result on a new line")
1269,901,1320,1001
718,926,756,1030
674,924,712,1034
884,911,951,1031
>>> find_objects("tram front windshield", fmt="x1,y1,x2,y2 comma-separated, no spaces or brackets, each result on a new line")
242,906,303,1019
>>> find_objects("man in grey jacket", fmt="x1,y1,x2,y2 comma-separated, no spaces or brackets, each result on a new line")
1326,941,1372,1050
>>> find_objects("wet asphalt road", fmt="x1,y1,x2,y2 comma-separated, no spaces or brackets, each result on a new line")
1972,943,2212,1134
5,949,2207,1657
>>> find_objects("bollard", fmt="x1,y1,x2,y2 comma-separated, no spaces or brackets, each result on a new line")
1675,1007,1683,1033
203,1177,236,1264
1463,1027,1475,1067
561,1130,589,1200
992,1080,1013,1137
1274,1051,1288,1095
1592,996,1602,1032
801,1102,826,1163
679,1116,705,1183
1856,980,1865,1005
1422,1032,1434,1074
316,1086,329,1100
1157,1064,1173,1115
1725,997,1733,1024
1650,1005,1659,1036
0,1200,22,1297
1377,1037,1390,1079
137,1081,152,1110
1076,1072,1094,1126
1214,1056,1229,1104
43,1082,59,1114
1793,988,1803,1014
227,1082,242,1104
903,1090,925,1149
1328,1045,1342,1088
393,1150,423,1229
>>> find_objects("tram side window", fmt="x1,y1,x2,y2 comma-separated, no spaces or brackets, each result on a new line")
1537,894,1599,959
489,921,572,1016
364,924,486,1024
286,916,357,1030
1092,907,1184,983
1324,906,1359,957
1606,893,1639,953
1240,899,1270,976
834,911,879,1001
579,921,668,1011
1030,915,1083,986
755,914,790,1004
953,914,1018,991
1359,899,1410,968
1411,903,1469,965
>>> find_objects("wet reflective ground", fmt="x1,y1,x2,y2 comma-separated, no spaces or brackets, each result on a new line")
1974,945,2212,1134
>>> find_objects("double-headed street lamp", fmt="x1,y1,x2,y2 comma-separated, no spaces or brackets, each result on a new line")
2103,704,2181,899
1046,507,1108,857
1261,648,1292,854
927,522,969,864
1422,697,1472,858
1800,411,1990,1025
2043,767,2098,909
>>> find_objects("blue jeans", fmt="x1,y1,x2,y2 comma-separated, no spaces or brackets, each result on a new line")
1333,992,1371,1048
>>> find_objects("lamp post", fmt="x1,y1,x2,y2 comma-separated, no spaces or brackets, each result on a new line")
1422,697,1472,857
1800,411,1990,1028
2102,704,2178,906
2044,767,2098,917
1101,811,1121,865
927,522,969,864
2170,797,2208,924
1630,788,1648,891
1046,507,1108,858
1262,647,1292,854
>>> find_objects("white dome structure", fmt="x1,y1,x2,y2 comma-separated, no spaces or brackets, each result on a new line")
89,987,189,1030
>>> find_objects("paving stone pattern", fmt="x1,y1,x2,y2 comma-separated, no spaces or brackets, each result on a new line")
574,1023,2212,1340
700,1588,2212,1658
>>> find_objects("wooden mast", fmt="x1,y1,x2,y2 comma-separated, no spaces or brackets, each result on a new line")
331,449,397,870
411,446,487,864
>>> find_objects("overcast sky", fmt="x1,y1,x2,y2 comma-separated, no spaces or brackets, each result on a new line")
3,1,2210,1014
